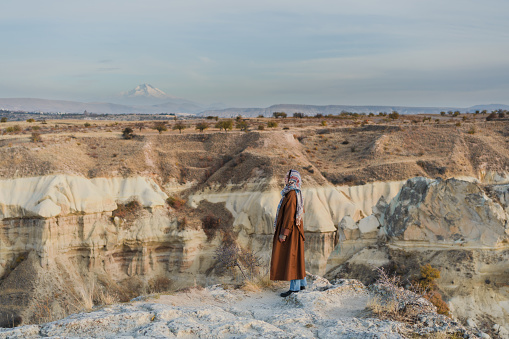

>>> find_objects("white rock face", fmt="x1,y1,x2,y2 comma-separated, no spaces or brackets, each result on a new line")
0,175,168,219
380,177,509,247
189,181,405,235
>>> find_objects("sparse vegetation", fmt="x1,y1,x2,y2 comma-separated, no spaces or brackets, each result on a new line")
166,196,186,210
201,214,222,241
122,127,135,139
30,132,42,143
196,122,209,132
215,119,234,132
236,120,248,131
173,122,187,134
267,121,278,128
153,122,167,134
112,200,142,221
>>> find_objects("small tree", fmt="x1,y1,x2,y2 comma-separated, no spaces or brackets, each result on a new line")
215,120,233,132
173,122,187,134
440,111,446,116
196,122,209,133
30,132,42,143
389,111,399,120
135,123,144,132
236,120,248,132
153,122,167,134
486,112,497,121
122,127,135,139
293,112,305,118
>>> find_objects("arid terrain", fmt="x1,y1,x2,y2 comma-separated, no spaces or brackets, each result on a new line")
0,114,508,337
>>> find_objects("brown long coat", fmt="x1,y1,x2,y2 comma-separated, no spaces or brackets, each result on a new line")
270,190,306,281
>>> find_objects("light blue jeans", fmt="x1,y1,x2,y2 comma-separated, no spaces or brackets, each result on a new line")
290,277,307,291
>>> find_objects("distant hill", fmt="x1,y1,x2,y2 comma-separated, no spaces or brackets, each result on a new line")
0,98,205,114
466,104,509,112
198,103,509,117
0,96,507,116
198,104,456,117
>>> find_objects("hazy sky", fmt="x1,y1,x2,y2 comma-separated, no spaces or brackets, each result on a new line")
1,0,509,107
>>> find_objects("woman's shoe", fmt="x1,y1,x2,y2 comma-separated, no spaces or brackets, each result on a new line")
280,290,299,297
300,286,306,291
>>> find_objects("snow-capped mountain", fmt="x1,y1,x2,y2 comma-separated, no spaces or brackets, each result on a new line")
121,83,175,100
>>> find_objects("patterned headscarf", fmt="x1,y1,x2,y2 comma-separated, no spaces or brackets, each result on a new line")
273,169,304,229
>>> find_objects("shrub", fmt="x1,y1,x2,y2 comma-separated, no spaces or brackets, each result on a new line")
215,120,233,132
201,214,222,241
293,112,305,118
196,122,209,132
122,127,135,139
236,120,248,131
172,122,187,134
486,113,497,121
267,121,278,128
412,264,450,316
27,118,35,123
321,120,327,126
84,122,91,127
30,132,42,143
0,117,7,123
257,124,265,130
468,126,476,134
32,125,40,131
166,196,186,210
147,277,172,293
112,200,142,221
153,122,167,134
388,111,399,120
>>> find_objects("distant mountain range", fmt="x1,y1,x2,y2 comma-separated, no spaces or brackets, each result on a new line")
0,84,223,114
0,84,507,115
198,103,509,117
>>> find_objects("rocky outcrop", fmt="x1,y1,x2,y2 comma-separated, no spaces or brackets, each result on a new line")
1,173,509,330
0,175,167,219
329,177,509,329
0,276,477,339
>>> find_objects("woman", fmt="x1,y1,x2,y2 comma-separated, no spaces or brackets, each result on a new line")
270,169,307,297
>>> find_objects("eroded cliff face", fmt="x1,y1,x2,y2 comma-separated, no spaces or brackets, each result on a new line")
327,177,509,327
0,125,509,327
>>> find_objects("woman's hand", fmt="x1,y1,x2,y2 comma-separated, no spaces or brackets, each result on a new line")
278,235,287,243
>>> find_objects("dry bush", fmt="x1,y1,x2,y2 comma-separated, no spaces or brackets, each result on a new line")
166,196,186,210
30,132,42,143
112,200,142,221
412,264,450,316
367,267,427,323
148,276,173,293
201,214,221,241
